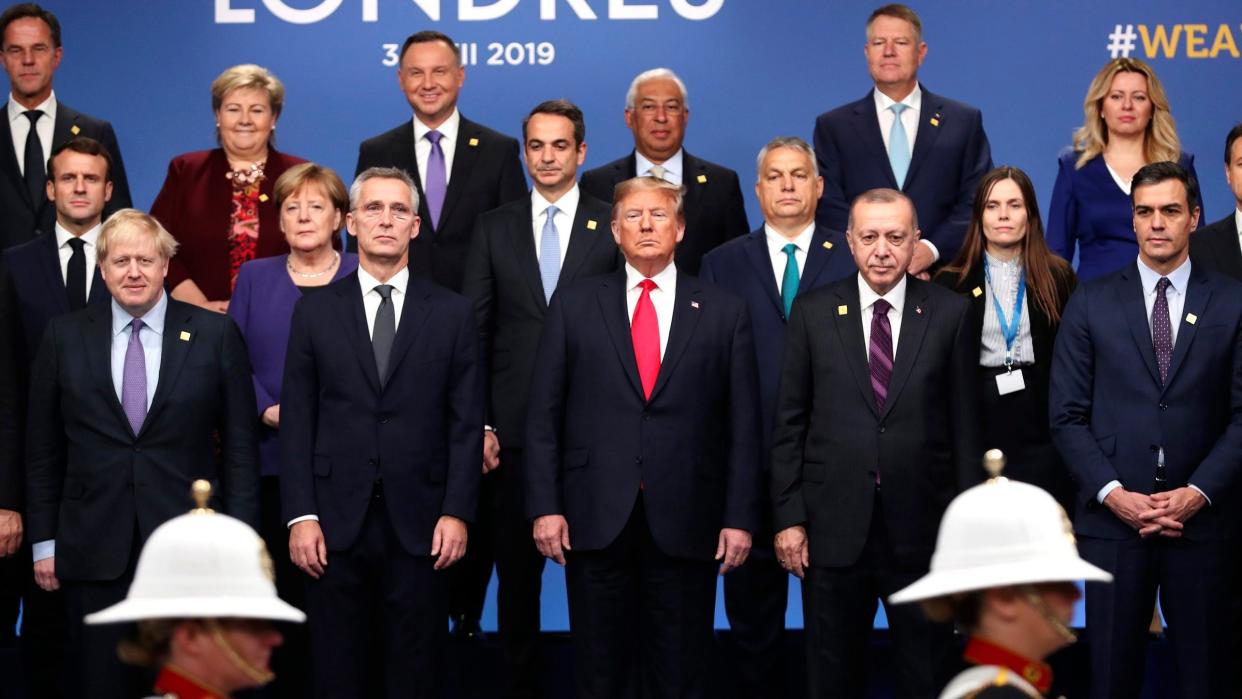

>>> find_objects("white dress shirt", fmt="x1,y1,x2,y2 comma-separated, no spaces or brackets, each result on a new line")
358,265,409,339
979,252,1035,367
624,262,678,360
532,184,580,265
8,91,56,177
858,273,907,358
873,85,920,158
55,222,101,297
35,292,169,562
635,149,684,186
412,108,460,188
764,222,815,297
1234,207,1242,259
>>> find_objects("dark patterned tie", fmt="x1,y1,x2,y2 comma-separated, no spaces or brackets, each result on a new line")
1152,277,1172,385
372,284,395,386
23,110,44,203
869,298,893,412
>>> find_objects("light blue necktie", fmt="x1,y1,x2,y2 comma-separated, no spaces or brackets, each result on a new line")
781,243,800,319
538,205,561,303
887,103,911,188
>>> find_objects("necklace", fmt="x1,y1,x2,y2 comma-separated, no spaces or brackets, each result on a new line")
287,251,340,278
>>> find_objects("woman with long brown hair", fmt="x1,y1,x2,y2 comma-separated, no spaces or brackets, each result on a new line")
935,166,1077,512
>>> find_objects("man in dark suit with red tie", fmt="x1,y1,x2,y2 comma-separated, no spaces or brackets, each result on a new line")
282,167,483,699
1189,123,1242,280
771,188,981,698
699,135,856,699
525,177,761,699
0,3,131,249
462,99,619,699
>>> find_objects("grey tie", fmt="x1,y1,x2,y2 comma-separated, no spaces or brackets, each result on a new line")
372,284,395,385
649,165,666,181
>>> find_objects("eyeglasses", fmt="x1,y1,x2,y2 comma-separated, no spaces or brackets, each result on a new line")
356,202,414,222
636,101,684,116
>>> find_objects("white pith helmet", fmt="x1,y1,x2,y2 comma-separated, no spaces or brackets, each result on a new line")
86,480,305,625
889,450,1111,605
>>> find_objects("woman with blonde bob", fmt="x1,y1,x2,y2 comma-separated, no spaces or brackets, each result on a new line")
1047,57,1203,281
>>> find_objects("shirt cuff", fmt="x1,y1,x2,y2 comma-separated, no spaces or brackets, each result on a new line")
919,239,940,263
1097,480,1122,504
1189,484,1212,506
287,515,319,528
33,540,54,562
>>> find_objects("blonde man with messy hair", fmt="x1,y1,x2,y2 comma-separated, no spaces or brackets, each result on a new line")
97,208,180,263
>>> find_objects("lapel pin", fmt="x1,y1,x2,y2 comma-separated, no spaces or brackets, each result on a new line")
971,287,983,298
915,306,923,315
586,219,598,230
696,174,707,184
468,137,480,147
70,125,80,135
930,113,941,127
690,301,700,309
259,193,269,203
1186,313,1198,325
837,305,849,316
822,240,833,249
179,331,191,341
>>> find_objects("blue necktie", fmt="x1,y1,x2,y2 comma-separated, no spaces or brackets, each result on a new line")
781,243,799,318
538,205,561,303
887,103,911,188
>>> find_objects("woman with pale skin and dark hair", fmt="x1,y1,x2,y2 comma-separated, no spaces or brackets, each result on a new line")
935,166,1077,513
151,64,308,312
1047,57,1203,281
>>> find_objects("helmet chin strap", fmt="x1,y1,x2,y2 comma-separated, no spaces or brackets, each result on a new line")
1020,585,1077,644
205,619,276,686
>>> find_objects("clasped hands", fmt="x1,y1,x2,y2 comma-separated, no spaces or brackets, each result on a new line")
1104,486,1205,538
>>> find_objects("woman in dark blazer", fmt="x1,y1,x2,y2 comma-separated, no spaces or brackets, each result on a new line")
936,166,1077,513
1047,57,1202,281
152,64,307,312
228,162,355,696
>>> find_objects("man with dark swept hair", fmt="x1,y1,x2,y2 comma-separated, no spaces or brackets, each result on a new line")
1189,123,1242,280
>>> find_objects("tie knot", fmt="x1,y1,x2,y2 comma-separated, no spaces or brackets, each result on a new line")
67,237,85,252
545,205,560,220
873,298,892,316
649,165,666,181
1156,277,1171,293
375,284,393,300
129,317,144,333
889,103,908,116
639,279,658,293
426,129,443,145
23,109,42,125
782,243,798,257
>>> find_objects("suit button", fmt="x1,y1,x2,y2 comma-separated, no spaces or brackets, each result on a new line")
635,457,643,465
379,416,389,424
133,446,141,453
1159,403,1168,411
368,459,377,466
878,426,886,434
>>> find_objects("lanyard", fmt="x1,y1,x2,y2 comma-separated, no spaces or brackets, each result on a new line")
984,259,1025,368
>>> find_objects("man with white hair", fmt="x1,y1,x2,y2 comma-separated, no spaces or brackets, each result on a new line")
580,67,749,275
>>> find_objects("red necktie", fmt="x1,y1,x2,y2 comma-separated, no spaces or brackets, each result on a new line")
632,279,660,399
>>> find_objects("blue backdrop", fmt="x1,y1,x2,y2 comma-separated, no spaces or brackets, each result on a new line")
37,0,1241,630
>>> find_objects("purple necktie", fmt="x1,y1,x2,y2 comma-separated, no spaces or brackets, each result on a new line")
869,299,894,412
425,129,447,228
1152,277,1172,385
122,318,147,435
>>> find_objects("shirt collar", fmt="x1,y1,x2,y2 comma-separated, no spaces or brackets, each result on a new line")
983,250,1022,271
8,91,55,122
625,260,678,293
358,264,410,297
54,222,102,249
873,84,922,114
1234,207,1241,238
531,184,580,221
1136,255,1191,295
111,289,167,337
857,272,908,314
635,148,683,180
413,108,460,144
764,222,816,256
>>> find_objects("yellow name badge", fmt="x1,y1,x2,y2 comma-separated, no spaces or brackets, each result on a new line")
586,220,597,230
822,241,833,250
1186,313,1198,325
972,287,983,298
696,174,707,184
179,331,191,341
837,305,848,316
469,137,480,147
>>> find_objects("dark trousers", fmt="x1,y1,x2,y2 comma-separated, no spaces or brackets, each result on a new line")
802,497,955,699
448,467,495,626
490,449,548,699
258,476,312,699
0,544,67,699
305,488,447,699
62,542,149,699
1079,535,1233,699
722,529,788,699
565,494,718,699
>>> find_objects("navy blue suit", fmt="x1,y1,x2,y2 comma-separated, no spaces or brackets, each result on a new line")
699,224,855,699
525,268,761,699
280,271,482,699
812,86,991,264
1050,261,1242,698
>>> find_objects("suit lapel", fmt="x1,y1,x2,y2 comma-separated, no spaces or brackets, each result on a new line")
905,88,943,187
1118,265,1162,387
851,94,897,189
1163,266,1210,391
558,204,608,287
36,233,70,315
51,107,75,150
1223,219,1242,279
336,275,382,394
87,267,109,305
85,304,131,435
143,300,192,434
649,273,702,402
507,198,547,309
599,272,645,400
680,152,707,231
799,226,845,294
438,118,482,230
742,231,783,317
0,112,27,209
832,279,879,418
881,279,930,420
382,279,432,385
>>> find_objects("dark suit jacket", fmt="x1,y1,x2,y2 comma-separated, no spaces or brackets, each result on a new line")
770,275,982,569
24,298,260,581
2,230,110,364
700,225,857,457
0,102,133,250
812,87,992,263
0,266,20,511
228,253,358,476
150,148,307,301
1190,213,1241,281
525,269,762,560
1050,262,1242,540
280,272,483,555
353,115,527,291
461,190,620,447
579,150,749,275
